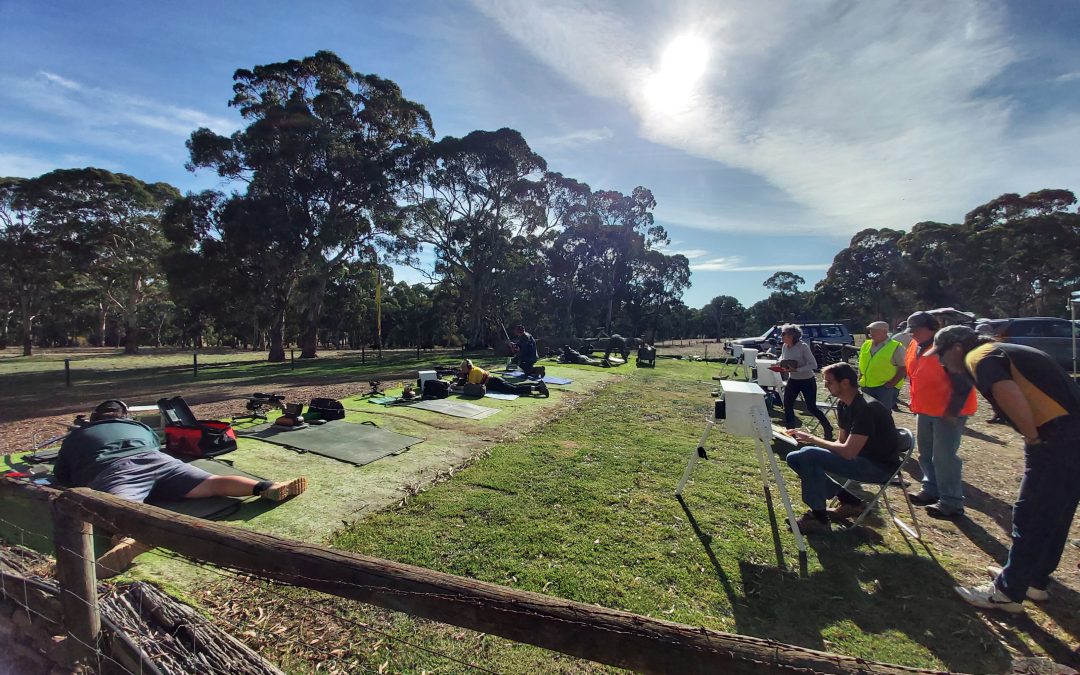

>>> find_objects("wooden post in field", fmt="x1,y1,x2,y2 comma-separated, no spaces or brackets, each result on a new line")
192,352,198,378
362,346,365,364
64,359,71,387
51,504,100,665
416,345,420,360
291,349,295,370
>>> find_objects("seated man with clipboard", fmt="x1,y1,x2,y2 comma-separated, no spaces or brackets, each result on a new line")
783,362,902,533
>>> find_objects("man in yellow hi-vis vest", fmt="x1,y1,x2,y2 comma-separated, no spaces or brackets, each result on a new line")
858,321,906,412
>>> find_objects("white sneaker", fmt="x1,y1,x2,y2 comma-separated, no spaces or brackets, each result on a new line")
954,582,1024,613
986,565,1049,601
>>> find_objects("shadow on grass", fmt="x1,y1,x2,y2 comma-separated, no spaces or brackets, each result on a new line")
733,536,1016,673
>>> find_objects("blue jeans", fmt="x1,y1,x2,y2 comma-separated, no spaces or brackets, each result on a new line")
785,446,897,511
863,386,898,411
916,414,968,509
995,437,1080,602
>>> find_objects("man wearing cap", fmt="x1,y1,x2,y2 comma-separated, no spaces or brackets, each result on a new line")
858,321,906,412
930,325,1080,612
893,321,913,348
904,311,978,518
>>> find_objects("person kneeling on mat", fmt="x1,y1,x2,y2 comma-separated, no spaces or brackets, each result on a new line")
53,399,308,578
458,359,548,397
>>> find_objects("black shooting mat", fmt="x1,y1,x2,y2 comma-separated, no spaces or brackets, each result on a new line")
237,420,423,466
147,458,264,520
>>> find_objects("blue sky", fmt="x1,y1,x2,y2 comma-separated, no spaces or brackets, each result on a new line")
2,0,1078,308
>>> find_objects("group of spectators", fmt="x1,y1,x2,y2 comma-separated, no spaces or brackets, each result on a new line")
777,311,1080,614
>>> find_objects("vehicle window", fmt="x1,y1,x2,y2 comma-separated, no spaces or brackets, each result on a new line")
803,326,818,338
818,325,843,338
1047,320,1075,338
1007,321,1047,337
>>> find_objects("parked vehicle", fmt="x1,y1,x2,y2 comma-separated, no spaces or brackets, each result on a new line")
986,317,1080,371
726,323,854,354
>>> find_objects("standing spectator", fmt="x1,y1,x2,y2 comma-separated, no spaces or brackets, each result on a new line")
904,312,977,518
511,324,544,378
779,324,834,441
893,321,914,348
930,325,1080,612
858,320,906,412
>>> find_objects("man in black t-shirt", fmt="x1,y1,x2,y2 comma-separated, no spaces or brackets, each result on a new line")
786,362,902,533
931,325,1080,613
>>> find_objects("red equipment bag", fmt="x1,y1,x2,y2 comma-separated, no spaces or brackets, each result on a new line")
158,396,238,459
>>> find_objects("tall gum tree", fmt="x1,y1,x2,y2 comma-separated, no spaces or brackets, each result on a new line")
186,51,433,360
407,128,546,347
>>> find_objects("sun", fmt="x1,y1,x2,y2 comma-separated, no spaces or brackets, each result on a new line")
643,34,710,114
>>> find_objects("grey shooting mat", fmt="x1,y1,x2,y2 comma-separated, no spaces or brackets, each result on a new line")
148,458,264,520
404,399,501,419
238,420,423,466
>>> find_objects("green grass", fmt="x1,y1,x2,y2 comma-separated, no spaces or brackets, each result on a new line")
319,360,1013,673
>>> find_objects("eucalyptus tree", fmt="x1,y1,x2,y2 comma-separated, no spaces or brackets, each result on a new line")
187,51,434,360
407,128,547,346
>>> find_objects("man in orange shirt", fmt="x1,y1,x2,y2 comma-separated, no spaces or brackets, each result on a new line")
904,311,978,518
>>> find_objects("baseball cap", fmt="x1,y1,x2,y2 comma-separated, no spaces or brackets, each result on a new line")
906,311,939,332
866,321,889,332
924,324,977,357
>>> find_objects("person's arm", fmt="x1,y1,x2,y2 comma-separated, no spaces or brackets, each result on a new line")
789,428,866,459
945,372,974,418
885,365,906,388
790,342,816,374
53,436,73,485
989,380,1041,443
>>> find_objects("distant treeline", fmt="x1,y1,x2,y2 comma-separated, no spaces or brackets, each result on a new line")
696,188,1080,339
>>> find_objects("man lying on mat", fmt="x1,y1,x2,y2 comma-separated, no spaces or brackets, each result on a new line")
458,359,549,397
54,399,308,577
784,362,902,534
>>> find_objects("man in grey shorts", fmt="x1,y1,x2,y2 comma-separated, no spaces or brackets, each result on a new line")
54,400,307,576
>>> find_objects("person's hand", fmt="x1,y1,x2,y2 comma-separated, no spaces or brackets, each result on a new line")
789,429,814,444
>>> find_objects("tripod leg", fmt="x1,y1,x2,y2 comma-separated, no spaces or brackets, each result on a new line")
676,419,713,495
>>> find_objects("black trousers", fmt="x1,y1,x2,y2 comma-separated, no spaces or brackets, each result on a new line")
486,375,535,396
783,377,833,433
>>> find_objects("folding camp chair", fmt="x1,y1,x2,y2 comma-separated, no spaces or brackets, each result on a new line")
841,428,922,540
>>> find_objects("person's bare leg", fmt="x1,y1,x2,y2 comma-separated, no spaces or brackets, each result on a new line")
183,475,259,498
183,475,308,501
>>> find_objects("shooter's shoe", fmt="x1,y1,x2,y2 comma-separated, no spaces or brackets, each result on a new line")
926,502,965,519
907,491,938,506
536,381,550,398
986,565,1049,601
828,502,867,521
536,366,546,378
96,537,153,579
954,583,1024,613
793,511,831,534
260,477,308,502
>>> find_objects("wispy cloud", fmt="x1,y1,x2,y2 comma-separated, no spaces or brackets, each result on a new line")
472,0,1080,234
1057,71,1080,82
0,72,236,165
662,247,708,259
690,255,829,272
539,127,614,147
0,152,106,178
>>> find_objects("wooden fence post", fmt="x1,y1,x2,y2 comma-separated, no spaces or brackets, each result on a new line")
51,505,100,666
64,359,71,388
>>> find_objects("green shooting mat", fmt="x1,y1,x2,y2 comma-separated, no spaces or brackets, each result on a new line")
238,420,423,466
404,399,501,419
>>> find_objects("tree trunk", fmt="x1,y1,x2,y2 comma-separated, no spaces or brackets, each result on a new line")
468,280,486,348
96,303,108,348
267,292,288,363
21,312,33,357
123,282,140,354
299,273,329,359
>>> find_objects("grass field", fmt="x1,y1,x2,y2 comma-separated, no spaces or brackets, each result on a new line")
4,348,1075,673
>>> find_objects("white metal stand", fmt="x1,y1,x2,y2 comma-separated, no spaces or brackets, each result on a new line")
676,396,806,564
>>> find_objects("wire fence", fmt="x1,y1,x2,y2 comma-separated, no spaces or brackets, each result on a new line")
0,505,507,675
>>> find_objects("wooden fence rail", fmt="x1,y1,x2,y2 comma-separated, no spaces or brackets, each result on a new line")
41,486,942,674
